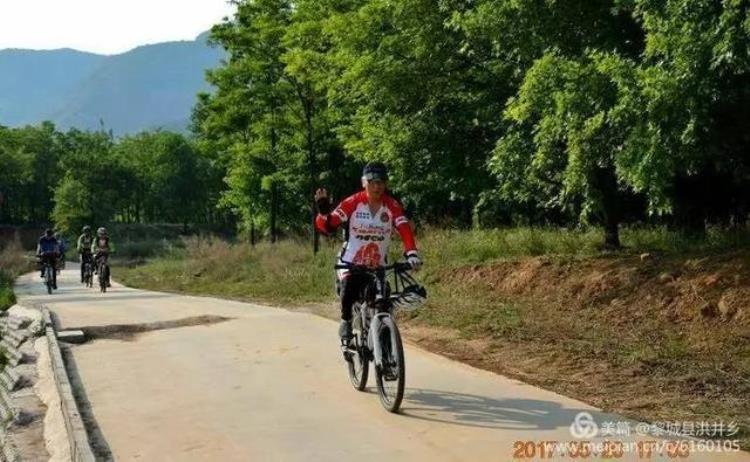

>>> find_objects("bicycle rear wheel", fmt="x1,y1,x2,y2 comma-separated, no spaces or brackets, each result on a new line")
99,264,108,293
346,302,369,391
45,266,53,295
375,319,405,413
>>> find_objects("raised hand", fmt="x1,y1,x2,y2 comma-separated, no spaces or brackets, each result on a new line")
314,188,328,202
315,188,331,214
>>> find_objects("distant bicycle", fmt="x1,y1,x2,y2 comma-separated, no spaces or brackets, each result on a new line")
336,261,427,413
95,251,110,293
82,252,94,288
39,252,58,295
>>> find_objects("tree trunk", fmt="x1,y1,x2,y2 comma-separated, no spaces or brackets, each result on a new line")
604,215,621,249
312,203,319,253
291,79,320,254
250,220,256,247
305,94,319,254
269,125,278,244
594,166,622,249
270,183,278,243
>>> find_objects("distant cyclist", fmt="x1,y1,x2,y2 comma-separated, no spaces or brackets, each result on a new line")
77,226,95,283
54,232,67,271
36,228,60,289
91,227,114,287
314,162,422,340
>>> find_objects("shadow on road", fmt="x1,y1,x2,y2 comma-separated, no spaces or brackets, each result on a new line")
79,315,234,341
401,388,615,431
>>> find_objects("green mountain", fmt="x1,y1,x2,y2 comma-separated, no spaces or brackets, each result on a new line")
0,33,223,134
0,49,105,126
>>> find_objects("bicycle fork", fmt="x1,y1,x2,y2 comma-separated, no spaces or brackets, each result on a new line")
369,313,399,368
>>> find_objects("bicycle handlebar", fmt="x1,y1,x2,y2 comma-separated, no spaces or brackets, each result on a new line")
334,262,412,272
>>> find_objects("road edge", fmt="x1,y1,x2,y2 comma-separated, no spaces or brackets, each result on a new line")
41,307,95,462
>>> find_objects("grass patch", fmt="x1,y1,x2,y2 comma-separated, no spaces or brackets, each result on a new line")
0,236,32,312
114,238,183,260
421,225,750,267
118,237,335,304
421,227,602,264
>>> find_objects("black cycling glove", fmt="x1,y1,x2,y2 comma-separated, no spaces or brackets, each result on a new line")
316,197,332,214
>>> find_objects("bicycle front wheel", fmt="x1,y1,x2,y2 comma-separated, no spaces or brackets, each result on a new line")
99,265,108,293
375,319,405,413
45,267,53,295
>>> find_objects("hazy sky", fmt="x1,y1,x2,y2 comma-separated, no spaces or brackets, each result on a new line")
0,0,236,55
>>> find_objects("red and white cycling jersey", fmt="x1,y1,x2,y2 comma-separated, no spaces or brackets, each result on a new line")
316,191,416,268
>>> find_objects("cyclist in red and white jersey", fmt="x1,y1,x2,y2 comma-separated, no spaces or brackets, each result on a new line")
315,162,422,340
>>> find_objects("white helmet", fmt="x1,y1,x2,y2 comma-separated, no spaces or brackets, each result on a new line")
391,284,427,312
97,227,107,236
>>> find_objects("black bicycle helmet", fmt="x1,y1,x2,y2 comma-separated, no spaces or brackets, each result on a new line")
362,162,389,181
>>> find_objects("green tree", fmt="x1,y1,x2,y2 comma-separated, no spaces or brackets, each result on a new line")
493,52,638,247
0,122,63,225
51,176,94,234
0,125,34,224
196,0,346,244
326,0,511,225
54,129,126,229
114,131,207,229
615,0,750,226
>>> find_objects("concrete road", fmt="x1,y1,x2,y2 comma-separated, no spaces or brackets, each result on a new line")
15,266,750,461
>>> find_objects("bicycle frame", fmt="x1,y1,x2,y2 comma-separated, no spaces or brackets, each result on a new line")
336,262,410,368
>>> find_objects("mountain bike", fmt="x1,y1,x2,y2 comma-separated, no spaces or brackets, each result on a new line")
39,253,57,295
82,253,94,288
335,261,427,413
96,252,110,293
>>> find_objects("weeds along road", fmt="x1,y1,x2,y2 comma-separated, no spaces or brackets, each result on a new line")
14,265,750,461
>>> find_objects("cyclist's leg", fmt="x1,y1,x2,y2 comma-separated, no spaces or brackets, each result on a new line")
340,273,370,321
42,255,55,286
339,274,364,340
52,256,58,287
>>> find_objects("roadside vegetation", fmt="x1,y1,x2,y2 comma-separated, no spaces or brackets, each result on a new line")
118,227,750,448
0,236,31,312
0,235,32,373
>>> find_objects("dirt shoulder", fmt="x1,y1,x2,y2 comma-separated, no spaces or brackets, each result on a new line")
416,252,750,448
